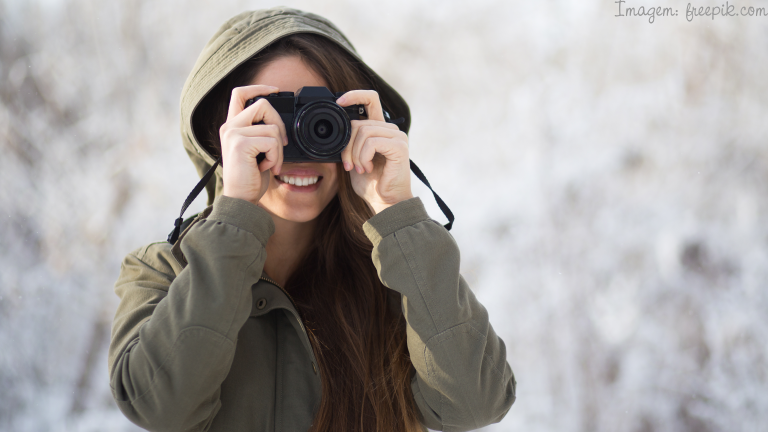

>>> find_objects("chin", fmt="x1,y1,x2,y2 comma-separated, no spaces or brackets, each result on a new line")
259,178,338,223
267,203,329,223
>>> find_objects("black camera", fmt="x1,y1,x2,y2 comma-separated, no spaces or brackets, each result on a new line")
245,86,365,162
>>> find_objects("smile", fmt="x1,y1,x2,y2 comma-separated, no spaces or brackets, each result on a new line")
277,175,320,186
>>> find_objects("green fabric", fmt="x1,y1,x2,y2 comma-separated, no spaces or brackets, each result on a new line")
365,199,516,430
109,7,515,432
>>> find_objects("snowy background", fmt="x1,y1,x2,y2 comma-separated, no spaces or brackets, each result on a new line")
1,0,767,431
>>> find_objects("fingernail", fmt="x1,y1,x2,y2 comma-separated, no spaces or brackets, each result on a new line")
343,161,352,171
356,165,364,174
336,96,346,104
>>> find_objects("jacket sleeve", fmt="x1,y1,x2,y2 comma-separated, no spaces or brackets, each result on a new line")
363,198,516,432
108,196,274,432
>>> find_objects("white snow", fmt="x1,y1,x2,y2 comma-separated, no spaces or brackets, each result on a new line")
1,0,766,430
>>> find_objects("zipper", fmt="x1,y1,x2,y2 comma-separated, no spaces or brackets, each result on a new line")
258,276,318,368
258,275,303,322
259,275,294,306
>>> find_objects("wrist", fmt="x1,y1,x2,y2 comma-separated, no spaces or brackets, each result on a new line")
222,177,268,206
369,193,414,214
209,195,275,245
363,197,429,244
221,191,260,206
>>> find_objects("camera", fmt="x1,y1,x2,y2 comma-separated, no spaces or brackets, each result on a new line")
245,86,365,162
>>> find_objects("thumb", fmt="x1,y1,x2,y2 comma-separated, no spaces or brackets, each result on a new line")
258,169,271,199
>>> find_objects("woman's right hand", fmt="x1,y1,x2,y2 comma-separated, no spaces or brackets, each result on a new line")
220,85,289,205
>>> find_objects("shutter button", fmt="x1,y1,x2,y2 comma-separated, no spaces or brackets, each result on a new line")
256,298,267,310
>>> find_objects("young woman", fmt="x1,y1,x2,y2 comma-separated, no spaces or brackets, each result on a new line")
109,8,515,432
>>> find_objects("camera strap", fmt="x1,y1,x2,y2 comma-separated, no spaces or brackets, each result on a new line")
385,114,454,230
167,155,454,244
408,160,454,230
167,157,221,244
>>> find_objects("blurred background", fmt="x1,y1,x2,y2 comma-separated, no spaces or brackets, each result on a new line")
1,0,767,430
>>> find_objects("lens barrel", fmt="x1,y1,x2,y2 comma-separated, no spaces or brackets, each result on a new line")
293,100,351,159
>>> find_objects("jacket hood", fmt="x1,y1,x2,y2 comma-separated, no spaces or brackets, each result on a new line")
179,7,411,205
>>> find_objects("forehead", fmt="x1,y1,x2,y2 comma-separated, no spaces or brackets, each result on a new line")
249,56,328,93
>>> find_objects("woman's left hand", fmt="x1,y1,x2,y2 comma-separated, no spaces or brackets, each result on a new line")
337,90,413,214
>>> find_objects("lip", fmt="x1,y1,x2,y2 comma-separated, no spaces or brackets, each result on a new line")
274,175,322,193
278,167,323,177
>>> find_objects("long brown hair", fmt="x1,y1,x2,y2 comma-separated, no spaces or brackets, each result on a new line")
193,34,421,432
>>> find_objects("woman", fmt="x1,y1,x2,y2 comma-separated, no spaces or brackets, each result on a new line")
109,7,515,432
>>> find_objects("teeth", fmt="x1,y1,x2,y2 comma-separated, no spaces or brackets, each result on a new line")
278,176,319,186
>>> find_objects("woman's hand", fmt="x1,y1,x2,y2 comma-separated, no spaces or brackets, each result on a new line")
220,85,288,205
337,90,413,214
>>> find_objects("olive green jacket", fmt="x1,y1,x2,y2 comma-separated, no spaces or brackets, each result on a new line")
108,7,515,432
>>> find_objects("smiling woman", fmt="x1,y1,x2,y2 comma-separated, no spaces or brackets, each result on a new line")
107,7,515,432
238,57,341,225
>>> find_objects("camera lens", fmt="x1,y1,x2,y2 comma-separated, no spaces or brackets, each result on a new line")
294,101,351,159
314,119,332,139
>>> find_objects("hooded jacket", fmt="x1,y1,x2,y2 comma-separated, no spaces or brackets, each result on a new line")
109,7,516,432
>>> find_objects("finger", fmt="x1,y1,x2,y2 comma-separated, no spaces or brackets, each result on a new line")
272,135,284,176
340,136,354,171
255,137,282,173
259,169,271,198
346,120,399,172
221,133,280,169
350,124,367,174
351,125,404,173
234,123,283,141
234,124,285,175
232,99,289,146
350,119,400,130
227,85,279,121
359,137,408,173
221,122,283,155
336,90,385,122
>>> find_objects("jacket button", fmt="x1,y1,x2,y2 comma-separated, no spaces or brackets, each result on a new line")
256,298,267,310
312,362,317,375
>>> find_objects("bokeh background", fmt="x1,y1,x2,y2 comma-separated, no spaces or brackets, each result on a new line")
2,0,767,431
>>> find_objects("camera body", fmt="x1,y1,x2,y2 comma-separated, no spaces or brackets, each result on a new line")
245,86,365,163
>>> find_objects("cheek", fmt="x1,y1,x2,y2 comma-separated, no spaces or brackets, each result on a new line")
321,164,340,196
326,177,339,197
